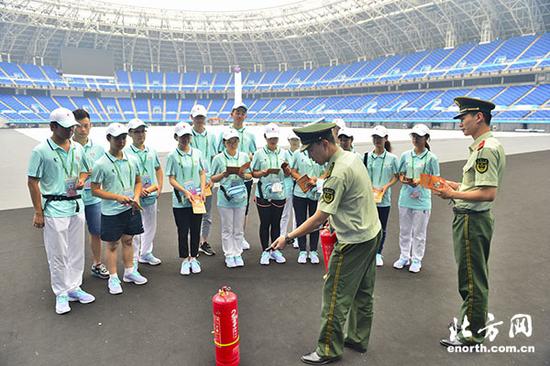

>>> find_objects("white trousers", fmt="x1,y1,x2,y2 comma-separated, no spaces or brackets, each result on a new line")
200,195,213,240
218,206,246,257
43,212,85,296
133,201,158,260
398,207,431,262
280,195,296,236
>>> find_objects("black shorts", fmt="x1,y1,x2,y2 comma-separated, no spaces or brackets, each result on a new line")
101,209,144,242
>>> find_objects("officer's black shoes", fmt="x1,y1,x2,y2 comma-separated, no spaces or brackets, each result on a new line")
439,338,465,347
301,351,342,365
344,340,367,353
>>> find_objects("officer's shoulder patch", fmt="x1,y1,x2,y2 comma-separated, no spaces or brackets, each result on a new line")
475,158,489,174
322,187,335,204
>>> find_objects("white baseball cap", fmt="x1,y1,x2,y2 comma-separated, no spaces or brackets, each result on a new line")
106,123,128,137
190,104,207,118
287,130,300,141
174,122,192,137
231,102,248,112
127,118,147,131
411,124,430,136
223,128,240,140
333,118,346,130
264,123,280,139
372,125,389,137
50,107,79,129
337,128,354,138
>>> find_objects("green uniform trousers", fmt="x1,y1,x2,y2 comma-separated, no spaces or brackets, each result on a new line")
452,209,494,344
316,230,381,357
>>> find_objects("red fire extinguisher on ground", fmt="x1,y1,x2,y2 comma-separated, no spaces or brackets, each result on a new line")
320,227,337,272
212,286,240,366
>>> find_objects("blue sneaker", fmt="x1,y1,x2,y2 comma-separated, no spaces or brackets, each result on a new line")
260,251,271,265
180,260,191,275
234,256,244,267
108,277,123,295
225,256,236,268
55,294,70,315
190,259,202,273
123,270,148,285
68,288,95,304
270,250,286,264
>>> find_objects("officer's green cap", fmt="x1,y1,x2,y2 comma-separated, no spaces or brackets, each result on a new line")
293,122,336,152
453,97,495,119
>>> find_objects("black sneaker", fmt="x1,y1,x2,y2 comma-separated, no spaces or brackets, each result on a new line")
91,263,109,279
199,242,215,256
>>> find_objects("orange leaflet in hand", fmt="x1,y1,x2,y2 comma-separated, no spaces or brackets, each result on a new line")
191,195,206,214
297,174,314,193
419,174,447,190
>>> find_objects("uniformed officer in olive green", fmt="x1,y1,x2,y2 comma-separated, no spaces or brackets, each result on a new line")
435,97,505,347
272,122,382,365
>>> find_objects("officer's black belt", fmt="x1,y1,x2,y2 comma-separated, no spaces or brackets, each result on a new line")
42,194,81,212
452,207,489,215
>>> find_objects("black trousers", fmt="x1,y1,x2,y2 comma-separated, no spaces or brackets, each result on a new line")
256,197,286,250
173,207,203,258
376,206,391,254
244,180,253,216
293,195,319,251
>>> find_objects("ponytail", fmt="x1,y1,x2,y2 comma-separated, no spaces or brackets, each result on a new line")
425,134,431,151
384,140,392,153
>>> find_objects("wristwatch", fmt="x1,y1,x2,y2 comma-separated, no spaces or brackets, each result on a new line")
284,235,294,245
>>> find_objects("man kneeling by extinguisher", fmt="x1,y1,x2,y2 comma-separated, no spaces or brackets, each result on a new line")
271,121,382,365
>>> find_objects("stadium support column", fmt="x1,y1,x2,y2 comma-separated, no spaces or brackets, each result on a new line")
234,66,242,105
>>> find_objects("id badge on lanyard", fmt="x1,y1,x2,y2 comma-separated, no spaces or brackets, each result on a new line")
142,174,152,189
410,187,421,199
65,177,78,197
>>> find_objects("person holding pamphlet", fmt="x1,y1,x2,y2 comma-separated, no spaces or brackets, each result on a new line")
435,97,505,348
210,129,252,268
365,125,399,267
251,123,291,265
91,123,147,295
166,122,206,276
394,124,440,273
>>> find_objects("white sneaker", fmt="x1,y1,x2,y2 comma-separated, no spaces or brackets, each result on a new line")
242,239,250,250
260,251,271,265
190,259,202,273
180,260,191,275
123,270,148,285
376,254,384,267
55,295,71,315
309,251,320,264
234,256,244,267
108,277,123,295
409,259,422,273
393,257,410,269
270,250,286,264
225,256,237,268
292,239,299,249
298,251,308,264
139,252,162,266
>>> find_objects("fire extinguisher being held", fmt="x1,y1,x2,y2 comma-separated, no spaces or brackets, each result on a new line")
212,286,240,366
320,225,337,272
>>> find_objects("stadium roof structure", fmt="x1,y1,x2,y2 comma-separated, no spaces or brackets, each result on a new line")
0,0,549,73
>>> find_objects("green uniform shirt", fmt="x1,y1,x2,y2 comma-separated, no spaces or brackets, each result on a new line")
398,149,440,210
211,151,251,208
91,151,140,216
318,148,381,244
454,131,506,211
27,138,89,218
217,126,257,156
251,146,291,201
190,128,218,178
291,150,326,200
123,144,161,207
284,149,299,198
366,150,399,207
165,147,205,209
76,139,105,206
